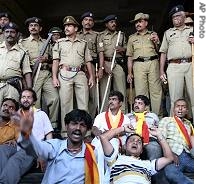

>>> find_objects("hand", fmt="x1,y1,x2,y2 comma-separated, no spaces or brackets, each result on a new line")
115,46,125,53
4,140,17,146
17,107,34,137
88,76,94,88
150,32,160,44
149,127,161,137
160,73,167,84
127,73,133,83
173,153,179,166
123,124,135,133
36,158,46,172
37,56,48,63
188,36,194,44
52,77,60,88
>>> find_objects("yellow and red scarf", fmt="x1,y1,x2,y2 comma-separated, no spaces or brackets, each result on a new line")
134,111,149,144
84,143,99,184
174,116,194,149
105,109,124,129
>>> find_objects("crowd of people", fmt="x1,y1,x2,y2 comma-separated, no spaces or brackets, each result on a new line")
0,3,194,184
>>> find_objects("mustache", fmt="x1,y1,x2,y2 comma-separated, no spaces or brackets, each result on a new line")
72,130,82,134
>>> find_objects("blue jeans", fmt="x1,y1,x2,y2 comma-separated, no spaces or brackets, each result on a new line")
164,150,194,184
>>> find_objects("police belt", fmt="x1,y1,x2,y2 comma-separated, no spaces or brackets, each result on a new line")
31,64,51,71
104,57,125,63
133,55,158,62
60,65,83,72
168,57,192,64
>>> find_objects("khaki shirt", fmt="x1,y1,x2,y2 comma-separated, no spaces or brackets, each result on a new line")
98,29,127,58
126,30,158,59
159,26,193,60
0,42,31,79
77,30,99,58
0,121,19,144
53,37,92,67
19,35,49,66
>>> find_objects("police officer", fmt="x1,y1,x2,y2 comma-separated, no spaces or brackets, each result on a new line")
19,17,60,129
126,13,162,116
77,11,100,118
159,5,194,116
49,26,63,45
98,15,127,113
52,16,94,136
0,22,32,105
0,12,11,42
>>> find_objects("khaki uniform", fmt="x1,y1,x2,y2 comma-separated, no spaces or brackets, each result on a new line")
159,26,194,116
77,30,99,118
0,41,31,104
19,35,59,128
98,30,127,113
126,31,162,115
53,37,92,132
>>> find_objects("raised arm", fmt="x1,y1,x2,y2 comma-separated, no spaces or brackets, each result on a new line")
99,124,134,156
149,127,174,170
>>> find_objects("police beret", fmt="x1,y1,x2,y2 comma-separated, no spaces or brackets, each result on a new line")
169,5,185,17
2,22,19,32
49,27,62,33
103,15,117,23
81,11,94,20
25,17,42,26
130,13,149,23
63,16,80,26
0,12,11,20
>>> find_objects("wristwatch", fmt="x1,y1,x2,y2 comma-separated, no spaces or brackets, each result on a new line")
99,66,104,70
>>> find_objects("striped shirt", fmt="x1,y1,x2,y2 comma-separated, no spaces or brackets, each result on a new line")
105,149,157,184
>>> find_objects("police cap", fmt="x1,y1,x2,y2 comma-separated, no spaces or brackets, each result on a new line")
0,12,11,20
103,15,117,23
49,27,62,33
25,17,42,26
2,22,19,32
63,16,80,26
169,5,185,17
130,13,149,23
81,11,94,20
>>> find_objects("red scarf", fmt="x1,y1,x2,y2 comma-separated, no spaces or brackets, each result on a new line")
174,116,193,149
84,143,99,184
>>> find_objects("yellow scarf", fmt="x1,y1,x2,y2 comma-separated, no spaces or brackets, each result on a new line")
135,112,146,135
134,111,149,144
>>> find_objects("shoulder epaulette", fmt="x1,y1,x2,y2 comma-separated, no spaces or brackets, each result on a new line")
57,38,67,42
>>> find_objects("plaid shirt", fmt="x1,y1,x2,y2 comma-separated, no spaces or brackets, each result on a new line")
159,117,193,155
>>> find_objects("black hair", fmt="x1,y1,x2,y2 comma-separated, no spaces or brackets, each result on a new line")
134,95,150,106
1,98,19,111
64,109,93,130
109,90,124,102
20,88,37,102
125,133,144,145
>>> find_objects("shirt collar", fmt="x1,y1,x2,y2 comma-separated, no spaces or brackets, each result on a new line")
58,139,86,157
